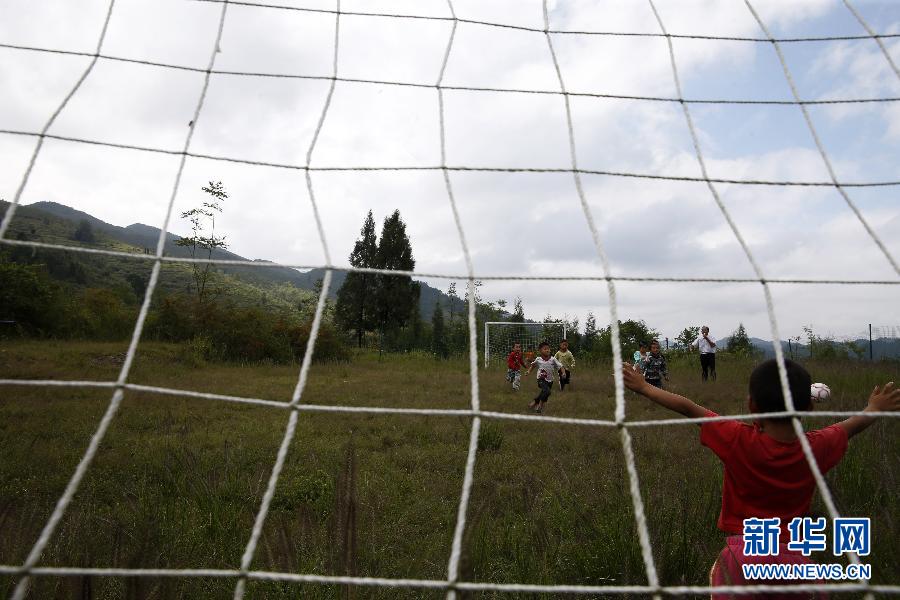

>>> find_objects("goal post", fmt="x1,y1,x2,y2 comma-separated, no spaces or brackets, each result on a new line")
484,321,567,368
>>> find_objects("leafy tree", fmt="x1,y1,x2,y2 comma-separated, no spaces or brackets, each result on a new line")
0,258,64,335
541,313,562,345
335,211,379,347
802,324,845,360
596,319,660,358
176,181,228,304
565,316,581,353
844,340,866,360
466,280,483,305
727,323,756,356
502,297,527,351
373,210,419,348
675,326,701,350
583,311,597,352
72,219,95,244
432,300,448,358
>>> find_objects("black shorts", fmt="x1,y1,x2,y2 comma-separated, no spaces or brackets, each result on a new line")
646,378,663,388
535,379,553,402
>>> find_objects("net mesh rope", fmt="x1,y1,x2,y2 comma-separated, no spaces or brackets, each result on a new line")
484,323,567,367
0,0,899,597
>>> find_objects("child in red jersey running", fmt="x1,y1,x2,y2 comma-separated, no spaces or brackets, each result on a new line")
505,342,526,391
622,359,899,599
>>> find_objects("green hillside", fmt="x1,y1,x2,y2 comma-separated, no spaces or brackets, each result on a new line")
6,201,466,320
1,201,316,314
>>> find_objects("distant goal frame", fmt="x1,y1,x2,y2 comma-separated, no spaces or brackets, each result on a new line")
483,321,568,368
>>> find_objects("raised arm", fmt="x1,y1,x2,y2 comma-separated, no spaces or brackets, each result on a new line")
838,382,900,438
621,364,707,419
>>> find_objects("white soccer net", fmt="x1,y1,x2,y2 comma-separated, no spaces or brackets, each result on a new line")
1,0,899,598
484,321,566,368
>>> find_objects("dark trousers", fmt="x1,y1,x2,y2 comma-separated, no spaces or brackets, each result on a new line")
646,378,663,389
560,369,571,390
700,353,716,381
534,380,553,403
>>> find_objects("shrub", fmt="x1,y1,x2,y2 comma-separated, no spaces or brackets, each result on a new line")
77,288,137,340
285,320,351,363
175,335,215,368
0,258,68,336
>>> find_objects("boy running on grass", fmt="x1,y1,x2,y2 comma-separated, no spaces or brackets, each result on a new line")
525,341,564,414
555,339,575,391
643,340,668,388
505,342,526,391
622,358,900,597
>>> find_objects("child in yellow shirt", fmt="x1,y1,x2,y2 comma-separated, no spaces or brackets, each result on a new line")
554,339,575,391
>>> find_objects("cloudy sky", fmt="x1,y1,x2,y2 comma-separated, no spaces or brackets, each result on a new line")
1,0,898,343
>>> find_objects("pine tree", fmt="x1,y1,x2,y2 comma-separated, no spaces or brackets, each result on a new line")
432,301,448,359
728,323,756,356
335,211,379,347
72,219,95,244
374,210,419,349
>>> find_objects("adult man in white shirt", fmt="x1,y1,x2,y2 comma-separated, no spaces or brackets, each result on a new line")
691,325,717,382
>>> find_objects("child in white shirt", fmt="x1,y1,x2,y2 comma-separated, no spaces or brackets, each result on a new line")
525,341,564,414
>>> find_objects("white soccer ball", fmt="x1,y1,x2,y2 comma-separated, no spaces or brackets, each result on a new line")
810,383,831,403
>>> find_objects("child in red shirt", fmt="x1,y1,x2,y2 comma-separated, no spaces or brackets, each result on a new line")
622,358,899,598
506,342,526,391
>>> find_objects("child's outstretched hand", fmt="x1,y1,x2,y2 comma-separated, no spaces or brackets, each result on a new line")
839,381,900,438
867,382,900,413
622,363,648,393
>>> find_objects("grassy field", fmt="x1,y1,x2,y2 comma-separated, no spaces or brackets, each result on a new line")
0,340,897,599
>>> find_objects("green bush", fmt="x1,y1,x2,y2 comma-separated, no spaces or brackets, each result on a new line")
175,335,215,368
0,258,69,336
76,288,137,340
148,294,349,364
285,320,351,363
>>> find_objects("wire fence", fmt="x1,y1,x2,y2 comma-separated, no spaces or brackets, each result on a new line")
1,0,898,598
